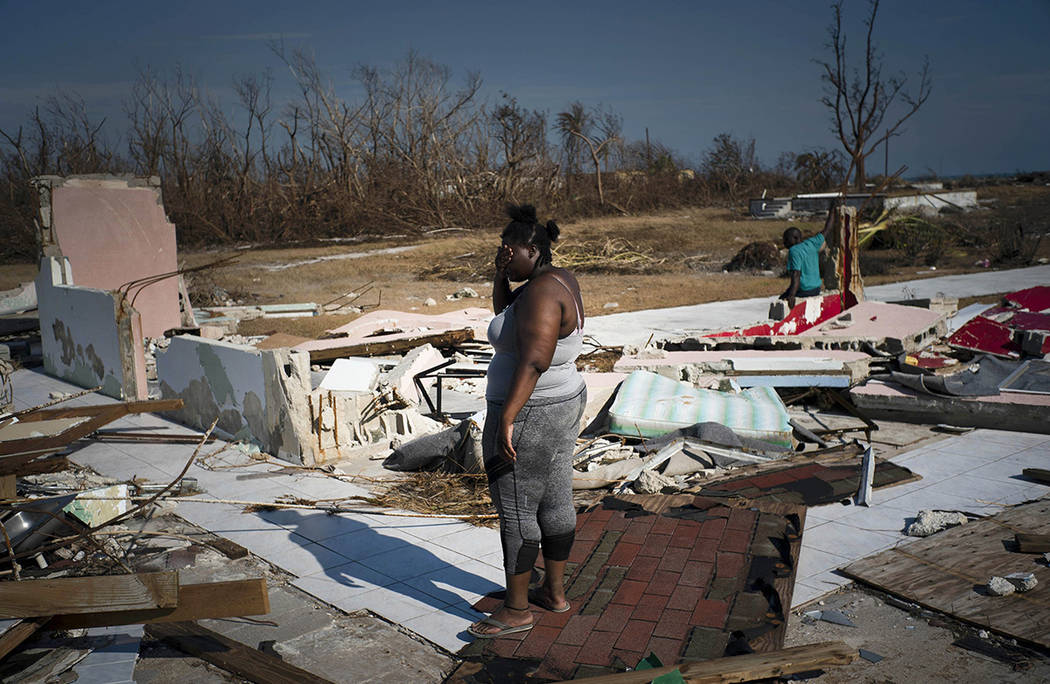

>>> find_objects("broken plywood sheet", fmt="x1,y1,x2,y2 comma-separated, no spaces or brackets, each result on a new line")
34,175,180,339
156,335,315,464
35,257,147,399
841,499,1050,650
851,379,1050,434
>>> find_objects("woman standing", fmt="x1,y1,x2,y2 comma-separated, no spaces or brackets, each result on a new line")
468,205,587,638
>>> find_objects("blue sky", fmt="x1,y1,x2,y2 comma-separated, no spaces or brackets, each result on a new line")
1,0,1047,177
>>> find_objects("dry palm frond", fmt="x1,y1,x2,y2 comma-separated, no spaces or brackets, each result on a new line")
553,238,666,273
371,471,497,524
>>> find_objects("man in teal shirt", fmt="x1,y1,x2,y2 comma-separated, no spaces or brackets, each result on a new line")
779,205,835,309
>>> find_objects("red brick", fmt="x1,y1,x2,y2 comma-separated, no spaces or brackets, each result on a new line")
534,604,575,629
708,505,733,517
720,529,751,554
680,561,714,588
668,522,700,548
594,603,633,633
691,599,729,628
631,593,669,622
577,630,618,666
612,579,648,606
486,635,523,658
699,517,727,539
575,510,592,524
590,508,615,522
821,467,855,482
576,520,606,541
533,643,581,681
651,609,693,640
568,538,597,564
657,546,690,573
554,614,598,647
638,533,672,558
726,507,758,531
651,515,679,535
688,542,717,563
645,635,685,668
515,625,561,659
646,570,680,596
621,518,655,545
614,619,656,651
473,595,501,613
605,514,631,531
666,584,702,613
716,551,747,578
625,555,660,583
608,541,642,567
611,649,644,669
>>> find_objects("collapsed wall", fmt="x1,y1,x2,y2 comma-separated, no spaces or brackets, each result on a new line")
36,257,147,400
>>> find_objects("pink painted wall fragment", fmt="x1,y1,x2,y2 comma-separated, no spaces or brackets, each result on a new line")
47,177,181,339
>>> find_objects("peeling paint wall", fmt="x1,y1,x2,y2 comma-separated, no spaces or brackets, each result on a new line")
156,335,316,464
36,257,147,399
33,175,181,339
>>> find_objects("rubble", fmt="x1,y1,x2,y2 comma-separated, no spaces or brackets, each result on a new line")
986,576,1016,596
1003,572,1038,592
905,509,968,537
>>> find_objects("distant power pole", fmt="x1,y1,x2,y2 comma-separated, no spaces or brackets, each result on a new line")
645,127,652,168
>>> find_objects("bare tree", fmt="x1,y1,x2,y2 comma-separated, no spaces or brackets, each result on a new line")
490,93,548,201
701,133,757,204
556,102,621,205
817,0,931,191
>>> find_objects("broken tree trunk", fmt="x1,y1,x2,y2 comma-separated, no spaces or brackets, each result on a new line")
559,641,856,683
307,328,473,363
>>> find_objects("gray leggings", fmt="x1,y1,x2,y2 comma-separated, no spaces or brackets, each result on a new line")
483,385,587,575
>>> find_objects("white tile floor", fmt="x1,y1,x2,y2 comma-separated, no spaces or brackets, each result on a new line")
9,369,500,654
12,368,1050,647
792,428,1050,607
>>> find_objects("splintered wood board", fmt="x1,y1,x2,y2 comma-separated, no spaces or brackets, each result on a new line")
841,498,1050,649
0,571,179,618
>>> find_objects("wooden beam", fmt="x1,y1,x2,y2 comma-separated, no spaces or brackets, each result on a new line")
0,475,13,499
0,455,69,478
558,641,857,684
48,578,269,630
308,328,474,363
17,398,184,423
1022,468,1050,486
1,399,184,457
1015,533,1050,553
147,621,333,684
0,618,50,662
0,571,178,619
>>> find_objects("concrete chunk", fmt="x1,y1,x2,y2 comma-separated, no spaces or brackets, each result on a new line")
986,576,1016,596
319,358,379,393
905,509,968,537
1004,572,1038,592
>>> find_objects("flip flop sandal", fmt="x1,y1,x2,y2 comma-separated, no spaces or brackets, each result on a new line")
467,615,534,639
529,589,571,613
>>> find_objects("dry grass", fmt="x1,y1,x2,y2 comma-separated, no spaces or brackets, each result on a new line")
369,471,497,524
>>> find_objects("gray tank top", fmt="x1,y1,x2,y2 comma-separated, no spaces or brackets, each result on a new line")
485,277,585,402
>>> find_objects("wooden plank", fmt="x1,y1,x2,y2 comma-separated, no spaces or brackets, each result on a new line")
1022,468,1050,485
308,328,474,363
0,618,50,661
146,621,333,684
17,398,184,422
0,571,178,619
0,455,69,478
559,641,856,683
841,499,1050,650
0,475,13,499
1016,533,1050,553
0,405,126,456
48,578,268,630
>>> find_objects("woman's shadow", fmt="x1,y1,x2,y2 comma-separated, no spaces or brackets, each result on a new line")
261,508,501,630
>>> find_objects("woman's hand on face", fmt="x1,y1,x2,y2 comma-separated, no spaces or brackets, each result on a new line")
495,244,513,278
498,422,516,463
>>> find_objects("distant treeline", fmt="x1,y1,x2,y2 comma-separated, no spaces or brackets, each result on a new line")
1,51,857,261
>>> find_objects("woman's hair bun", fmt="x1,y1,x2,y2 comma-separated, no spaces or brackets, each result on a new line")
506,203,537,224
545,220,560,242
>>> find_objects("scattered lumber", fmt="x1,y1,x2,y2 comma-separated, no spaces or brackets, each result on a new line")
0,571,178,619
1015,533,1050,553
308,328,473,363
48,577,269,629
0,398,184,457
560,641,856,683
147,621,333,684
0,617,50,661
